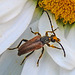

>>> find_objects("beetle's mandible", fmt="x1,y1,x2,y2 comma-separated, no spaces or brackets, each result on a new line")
8,11,66,66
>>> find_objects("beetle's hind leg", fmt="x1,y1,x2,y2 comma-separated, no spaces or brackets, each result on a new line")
30,27,41,36
37,47,44,66
20,51,34,65
8,39,28,50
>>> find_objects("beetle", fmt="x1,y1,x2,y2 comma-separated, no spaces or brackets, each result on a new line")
8,11,66,66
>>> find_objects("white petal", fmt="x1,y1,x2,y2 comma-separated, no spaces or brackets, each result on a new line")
0,50,24,75
21,47,59,75
60,68,75,75
47,39,75,70
63,24,72,38
66,24,75,49
21,21,41,75
0,24,35,75
21,17,60,75
21,51,60,75
31,7,43,24
21,51,40,75
0,0,37,54
39,12,75,70
0,0,27,23
38,12,51,36
39,12,64,38
56,19,65,37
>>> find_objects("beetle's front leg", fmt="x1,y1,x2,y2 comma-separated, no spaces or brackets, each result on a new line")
8,39,28,50
37,47,44,66
47,43,61,49
47,43,66,57
30,27,41,36
45,31,53,36
45,27,59,36
20,51,34,65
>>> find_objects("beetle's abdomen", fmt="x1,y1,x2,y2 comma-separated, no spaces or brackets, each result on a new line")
18,41,43,56
18,35,43,56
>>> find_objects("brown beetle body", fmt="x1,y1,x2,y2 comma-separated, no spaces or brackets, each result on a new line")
8,11,66,66
18,35,44,56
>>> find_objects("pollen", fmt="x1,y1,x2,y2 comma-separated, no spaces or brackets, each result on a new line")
38,0,75,24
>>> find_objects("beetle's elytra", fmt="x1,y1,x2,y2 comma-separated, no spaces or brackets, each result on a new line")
8,11,66,66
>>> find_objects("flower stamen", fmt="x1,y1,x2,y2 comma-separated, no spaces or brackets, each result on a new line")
38,0,75,24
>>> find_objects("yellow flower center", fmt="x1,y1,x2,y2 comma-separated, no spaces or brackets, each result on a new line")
38,0,75,24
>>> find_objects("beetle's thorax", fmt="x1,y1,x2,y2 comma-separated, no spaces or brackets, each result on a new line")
40,36,50,44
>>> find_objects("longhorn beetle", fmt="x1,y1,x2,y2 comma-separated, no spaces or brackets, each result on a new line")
8,11,66,66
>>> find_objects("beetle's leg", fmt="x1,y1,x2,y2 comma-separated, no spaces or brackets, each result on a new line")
47,43,66,57
30,27,41,36
47,43,61,49
37,47,44,67
45,27,59,36
45,31,53,36
8,39,28,50
20,51,34,65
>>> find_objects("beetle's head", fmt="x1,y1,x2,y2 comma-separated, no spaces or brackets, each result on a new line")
50,35,60,42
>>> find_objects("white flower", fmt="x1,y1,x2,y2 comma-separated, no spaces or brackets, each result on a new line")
21,12,75,75
0,0,37,54
0,0,75,75
0,0,37,75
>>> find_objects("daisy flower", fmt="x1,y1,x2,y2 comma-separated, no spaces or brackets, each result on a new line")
0,0,75,75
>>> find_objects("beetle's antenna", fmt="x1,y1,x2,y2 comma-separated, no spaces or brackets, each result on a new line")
57,42,66,57
45,11,55,35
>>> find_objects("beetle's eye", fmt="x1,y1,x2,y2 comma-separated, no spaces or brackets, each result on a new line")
51,38,55,42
